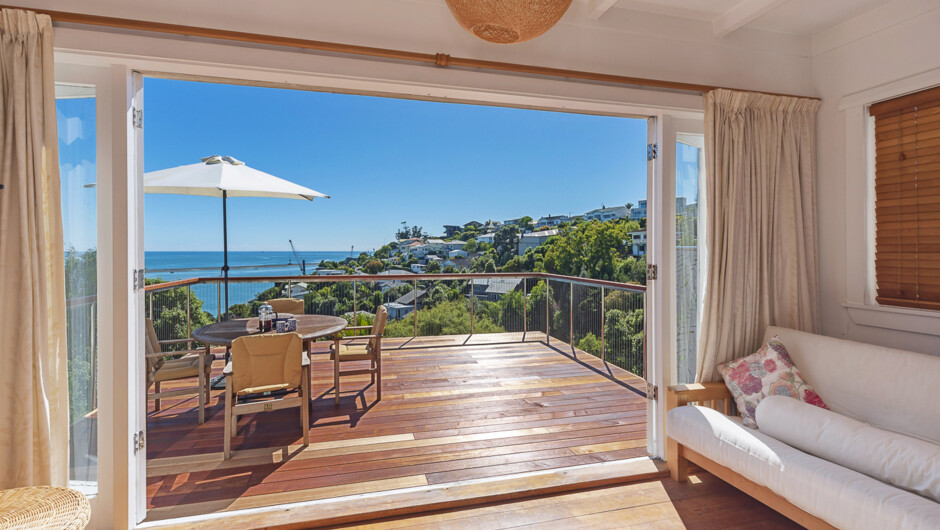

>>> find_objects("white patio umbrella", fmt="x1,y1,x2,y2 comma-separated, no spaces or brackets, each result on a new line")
144,155,329,317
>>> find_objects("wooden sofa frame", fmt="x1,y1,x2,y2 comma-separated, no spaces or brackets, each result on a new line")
666,383,837,530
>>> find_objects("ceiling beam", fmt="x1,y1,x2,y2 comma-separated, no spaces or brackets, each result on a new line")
713,0,788,38
586,0,619,20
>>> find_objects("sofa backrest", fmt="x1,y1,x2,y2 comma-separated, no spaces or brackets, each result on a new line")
763,326,940,444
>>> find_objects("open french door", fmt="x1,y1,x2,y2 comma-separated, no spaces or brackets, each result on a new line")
646,115,705,459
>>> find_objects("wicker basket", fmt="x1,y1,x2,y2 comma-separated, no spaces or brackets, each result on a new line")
445,0,573,44
0,487,90,530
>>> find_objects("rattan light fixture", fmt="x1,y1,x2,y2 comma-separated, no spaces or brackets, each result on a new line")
444,0,573,44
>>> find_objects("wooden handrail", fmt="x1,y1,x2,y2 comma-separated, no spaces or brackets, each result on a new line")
4,4,818,101
144,272,646,293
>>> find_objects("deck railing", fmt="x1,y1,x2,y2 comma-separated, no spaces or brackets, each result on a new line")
144,272,647,377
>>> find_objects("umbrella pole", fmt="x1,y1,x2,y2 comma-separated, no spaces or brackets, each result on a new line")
222,190,230,319
211,191,233,392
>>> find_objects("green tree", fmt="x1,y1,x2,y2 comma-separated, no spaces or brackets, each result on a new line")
426,260,442,273
464,238,478,253
374,244,393,259
484,259,497,273
145,279,216,351
576,333,601,356
385,300,503,337
494,225,520,264
501,256,524,272
363,259,384,274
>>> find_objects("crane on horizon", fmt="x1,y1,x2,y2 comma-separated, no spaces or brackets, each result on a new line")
288,239,305,275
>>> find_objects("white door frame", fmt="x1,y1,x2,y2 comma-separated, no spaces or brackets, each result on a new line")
103,63,145,530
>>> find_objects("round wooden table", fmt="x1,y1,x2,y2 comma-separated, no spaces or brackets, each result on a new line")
193,314,348,348
194,315,347,389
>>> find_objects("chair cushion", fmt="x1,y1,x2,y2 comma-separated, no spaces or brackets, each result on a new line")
756,395,940,501
717,336,827,427
330,342,373,361
153,355,211,382
667,405,940,529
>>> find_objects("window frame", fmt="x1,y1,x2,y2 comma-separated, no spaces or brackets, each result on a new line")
839,70,940,336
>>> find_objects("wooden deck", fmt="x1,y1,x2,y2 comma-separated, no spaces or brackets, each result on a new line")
145,333,649,522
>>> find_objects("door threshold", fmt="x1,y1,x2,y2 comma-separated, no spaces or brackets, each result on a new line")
138,456,666,529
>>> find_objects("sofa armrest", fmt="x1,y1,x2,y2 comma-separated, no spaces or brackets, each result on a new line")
666,382,733,482
666,383,733,413
666,382,731,407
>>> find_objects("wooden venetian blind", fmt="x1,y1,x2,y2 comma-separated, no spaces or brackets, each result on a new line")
870,85,940,310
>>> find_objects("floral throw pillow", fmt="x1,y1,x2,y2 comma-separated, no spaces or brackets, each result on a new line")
717,337,828,428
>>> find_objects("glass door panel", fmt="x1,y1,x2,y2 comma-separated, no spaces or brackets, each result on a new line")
675,133,704,385
57,83,98,490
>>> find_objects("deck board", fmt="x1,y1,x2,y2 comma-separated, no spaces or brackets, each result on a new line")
146,334,648,520
333,473,800,529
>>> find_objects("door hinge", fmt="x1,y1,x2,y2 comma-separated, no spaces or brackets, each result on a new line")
646,382,658,401
646,263,658,281
132,430,145,455
132,106,143,128
647,143,659,161
133,268,146,291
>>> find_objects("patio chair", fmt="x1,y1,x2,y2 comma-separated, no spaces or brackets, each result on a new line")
331,305,387,406
266,297,304,314
145,318,212,424
223,333,310,459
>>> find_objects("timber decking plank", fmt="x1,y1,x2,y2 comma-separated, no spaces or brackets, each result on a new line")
334,473,798,530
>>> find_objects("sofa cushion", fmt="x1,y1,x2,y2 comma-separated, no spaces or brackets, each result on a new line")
667,405,940,530
756,395,940,502
717,337,827,427
763,326,940,444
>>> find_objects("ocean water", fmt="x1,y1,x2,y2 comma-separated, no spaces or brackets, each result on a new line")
145,250,359,315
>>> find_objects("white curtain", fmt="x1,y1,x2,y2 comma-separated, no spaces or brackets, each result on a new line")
0,9,68,488
696,89,821,383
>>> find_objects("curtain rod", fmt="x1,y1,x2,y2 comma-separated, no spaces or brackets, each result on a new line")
8,4,819,101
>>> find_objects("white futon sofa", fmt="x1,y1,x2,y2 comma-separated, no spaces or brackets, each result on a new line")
666,326,940,529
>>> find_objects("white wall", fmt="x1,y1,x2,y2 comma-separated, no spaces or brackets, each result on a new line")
813,0,940,354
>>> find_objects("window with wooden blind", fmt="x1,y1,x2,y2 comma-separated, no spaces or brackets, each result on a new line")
870,86,940,311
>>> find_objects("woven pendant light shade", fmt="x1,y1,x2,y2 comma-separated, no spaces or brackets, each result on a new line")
444,0,573,44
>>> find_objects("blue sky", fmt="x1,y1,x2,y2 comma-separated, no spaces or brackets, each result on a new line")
58,96,98,252
142,78,648,252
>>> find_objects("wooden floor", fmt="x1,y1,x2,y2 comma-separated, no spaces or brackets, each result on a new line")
333,472,800,529
145,333,649,521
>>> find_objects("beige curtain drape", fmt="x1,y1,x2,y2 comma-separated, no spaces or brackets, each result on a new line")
0,9,68,488
696,89,821,383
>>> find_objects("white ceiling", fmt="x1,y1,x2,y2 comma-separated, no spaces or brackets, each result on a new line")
581,0,894,37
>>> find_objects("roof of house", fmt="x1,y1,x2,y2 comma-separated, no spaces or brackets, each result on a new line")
472,278,523,296
585,205,627,215
376,269,414,275
521,229,559,240
426,238,446,245
395,289,427,305
538,215,569,221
